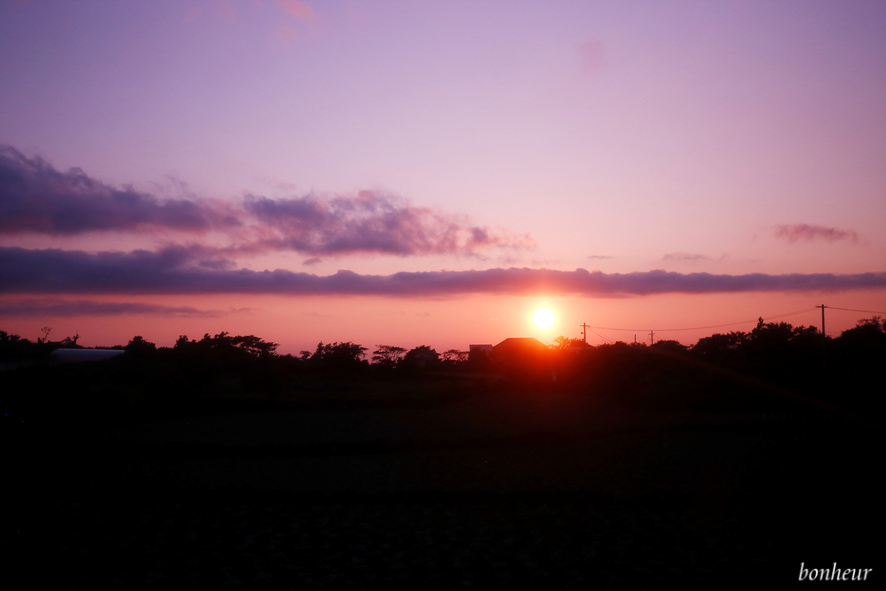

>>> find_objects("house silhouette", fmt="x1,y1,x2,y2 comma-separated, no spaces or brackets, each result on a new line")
491,337,552,380
493,337,549,357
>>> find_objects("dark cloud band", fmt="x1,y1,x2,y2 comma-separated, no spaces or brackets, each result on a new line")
2,246,884,297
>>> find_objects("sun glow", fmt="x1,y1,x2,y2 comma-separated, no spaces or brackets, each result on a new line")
532,306,555,330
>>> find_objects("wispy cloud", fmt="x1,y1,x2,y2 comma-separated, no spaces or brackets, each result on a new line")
182,0,314,44
0,299,224,318
0,144,529,257
774,224,861,244
2,247,884,297
661,252,713,262
271,0,315,45
277,0,314,21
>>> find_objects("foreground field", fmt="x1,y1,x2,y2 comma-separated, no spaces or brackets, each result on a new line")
9,391,878,587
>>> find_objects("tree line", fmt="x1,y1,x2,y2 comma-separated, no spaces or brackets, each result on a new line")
1,316,883,418
0,329,468,372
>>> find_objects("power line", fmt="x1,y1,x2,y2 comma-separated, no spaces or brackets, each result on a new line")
826,306,886,316
589,328,616,344
580,305,883,343
587,307,818,333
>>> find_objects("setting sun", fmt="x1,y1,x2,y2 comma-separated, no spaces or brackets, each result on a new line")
532,307,556,330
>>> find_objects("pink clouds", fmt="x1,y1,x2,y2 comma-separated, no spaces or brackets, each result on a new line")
0,144,528,257
774,224,861,244
272,0,315,45
180,0,314,44
2,143,882,309
243,192,531,256
181,0,315,25
277,0,314,21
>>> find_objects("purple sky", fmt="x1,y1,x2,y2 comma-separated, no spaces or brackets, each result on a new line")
1,0,884,352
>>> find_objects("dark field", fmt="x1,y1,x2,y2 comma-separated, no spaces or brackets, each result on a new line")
7,387,879,588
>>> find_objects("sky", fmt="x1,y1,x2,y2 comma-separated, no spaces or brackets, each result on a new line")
1,0,885,354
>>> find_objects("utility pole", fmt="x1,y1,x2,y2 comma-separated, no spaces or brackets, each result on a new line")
649,330,654,345
580,323,590,344
818,304,827,337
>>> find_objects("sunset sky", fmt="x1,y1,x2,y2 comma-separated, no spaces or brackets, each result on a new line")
2,0,885,354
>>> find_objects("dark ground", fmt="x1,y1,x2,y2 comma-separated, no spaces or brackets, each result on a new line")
7,391,880,589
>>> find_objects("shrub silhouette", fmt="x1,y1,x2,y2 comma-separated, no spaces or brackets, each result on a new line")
371,345,406,370
307,341,368,374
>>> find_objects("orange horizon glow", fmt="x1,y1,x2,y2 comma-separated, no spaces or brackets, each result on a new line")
2,290,885,357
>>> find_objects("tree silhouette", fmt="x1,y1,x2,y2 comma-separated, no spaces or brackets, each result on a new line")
59,333,81,348
124,335,157,357
691,331,748,365
0,330,32,361
172,332,278,365
552,336,587,350
309,341,367,373
401,345,440,371
441,349,469,364
839,316,886,347
229,334,279,359
650,339,688,354
372,345,407,369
